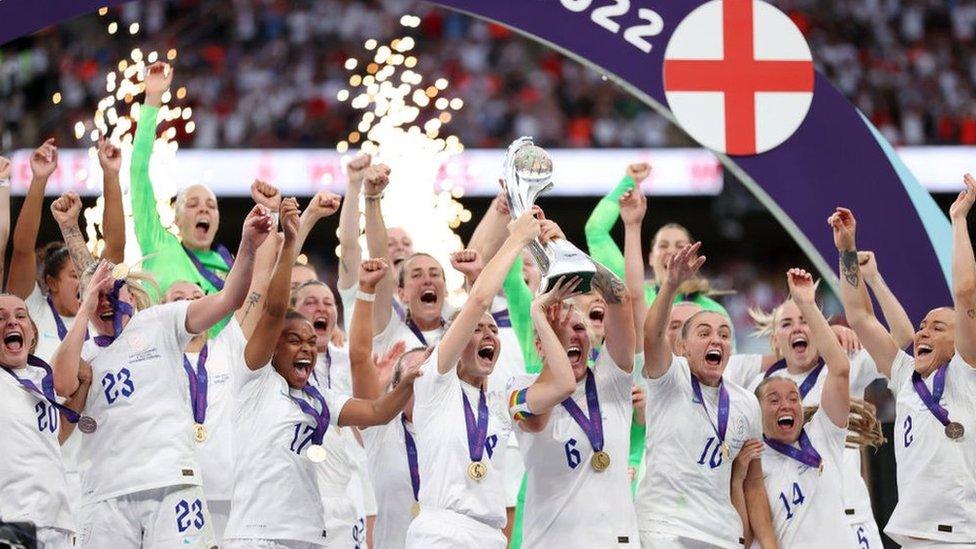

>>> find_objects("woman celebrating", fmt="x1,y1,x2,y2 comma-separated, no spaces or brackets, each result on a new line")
50,202,271,548
740,268,855,548
0,294,87,548
834,193,976,547
405,212,547,548
508,267,638,547
223,200,421,548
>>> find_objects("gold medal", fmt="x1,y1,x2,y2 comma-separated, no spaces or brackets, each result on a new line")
590,450,611,472
410,502,421,518
946,421,965,440
467,461,488,481
111,263,130,280
193,423,207,443
306,444,327,463
721,441,731,461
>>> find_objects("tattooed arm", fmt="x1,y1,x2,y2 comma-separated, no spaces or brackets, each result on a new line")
592,262,635,372
236,229,282,339
829,208,899,377
50,193,96,277
951,175,976,367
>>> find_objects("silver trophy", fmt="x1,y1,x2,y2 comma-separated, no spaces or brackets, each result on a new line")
503,137,599,293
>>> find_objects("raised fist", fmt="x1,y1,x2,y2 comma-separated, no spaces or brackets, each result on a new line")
450,249,484,279
30,138,58,180
359,258,390,291
347,153,372,186
363,164,392,196
97,137,122,175
51,192,82,226
251,179,282,212
304,191,341,220
626,162,651,184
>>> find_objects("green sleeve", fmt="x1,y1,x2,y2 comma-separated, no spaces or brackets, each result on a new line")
503,256,542,374
130,104,180,257
693,293,729,317
584,175,634,278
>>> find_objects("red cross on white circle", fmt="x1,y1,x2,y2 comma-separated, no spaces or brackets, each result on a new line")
663,0,815,156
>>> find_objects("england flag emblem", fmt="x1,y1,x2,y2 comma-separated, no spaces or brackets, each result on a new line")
663,0,814,156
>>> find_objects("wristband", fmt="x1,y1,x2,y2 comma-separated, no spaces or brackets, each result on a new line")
364,192,384,201
0,178,10,188
356,290,376,302
270,212,280,228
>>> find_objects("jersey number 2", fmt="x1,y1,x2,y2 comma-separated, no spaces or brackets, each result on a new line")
903,415,913,447
175,498,205,533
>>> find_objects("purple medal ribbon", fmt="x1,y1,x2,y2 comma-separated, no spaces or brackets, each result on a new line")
93,279,134,347
46,295,89,342
764,358,825,399
461,386,489,463
392,300,406,321
401,414,421,502
404,315,443,347
764,430,823,470
288,384,330,445
182,244,234,291
690,374,730,447
182,344,209,426
2,355,81,423
559,369,604,452
309,348,331,388
911,363,952,428
491,309,512,328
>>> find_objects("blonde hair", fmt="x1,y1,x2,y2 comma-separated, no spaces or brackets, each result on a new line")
82,263,159,312
802,399,887,449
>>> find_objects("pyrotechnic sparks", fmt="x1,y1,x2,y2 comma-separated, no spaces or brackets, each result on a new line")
337,15,471,304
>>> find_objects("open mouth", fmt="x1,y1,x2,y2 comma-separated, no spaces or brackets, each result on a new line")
3,331,24,352
313,317,329,332
567,345,583,364
194,217,211,236
776,415,796,430
477,343,496,362
293,358,312,373
98,310,115,322
420,290,437,304
916,344,933,358
791,335,808,353
705,349,722,366
589,307,605,324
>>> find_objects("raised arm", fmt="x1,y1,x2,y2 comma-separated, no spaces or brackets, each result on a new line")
437,213,540,374
130,62,176,255
830,208,899,376
467,190,511,263
185,204,271,335
8,140,57,298
235,232,281,339
51,261,112,396
744,458,778,549
857,251,914,349
50,193,96,278
513,278,581,433
338,358,424,427
361,165,395,334
642,242,705,379
97,137,125,264
349,258,389,400
951,174,976,366
788,268,850,427
0,157,10,289
337,154,370,291
59,361,92,444
243,200,299,370
621,184,648,356
584,163,650,278
296,190,341,255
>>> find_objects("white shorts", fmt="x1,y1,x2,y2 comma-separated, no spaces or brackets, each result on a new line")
406,507,506,549
322,493,363,548
503,440,523,508
849,519,883,549
36,527,73,549
638,531,728,549
77,485,215,549
208,499,231,545
223,540,321,549
892,540,976,549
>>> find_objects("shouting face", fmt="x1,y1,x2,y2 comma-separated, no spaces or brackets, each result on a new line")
758,377,803,444
294,283,338,352
458,313,501,381
913,307,955,375
273,317,318,389
398,254,446,328
676,311,733,386
772,301,818,369
176,185,219,251
0,295,36,367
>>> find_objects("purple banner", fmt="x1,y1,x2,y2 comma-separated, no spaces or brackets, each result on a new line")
0,0,951,321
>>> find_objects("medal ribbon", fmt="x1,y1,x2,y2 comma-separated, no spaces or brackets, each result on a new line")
46,295,89,342
491,309,512,328
404,315,443,347
93,279,134,347
764,358,825,399
288,384,330,445
911,363,952,427
763,430,822,469
401,414,421,502
559,369,604,452
182,344,209,425
690,374,730,446
461,387,489,463
2,355,80,423
182,244,234,291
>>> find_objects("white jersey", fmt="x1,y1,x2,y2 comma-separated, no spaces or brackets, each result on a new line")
224,357,350,546
373,314,444,357
637,356,762,548
726,350,886,524
187,318,247,502
314,344,353,395
412,347,511,529
488,295,525,508
78,301,199,503
762,409,855,548
885,350,976,545
0,363,74,532
509,351,639,548
363,416,416,549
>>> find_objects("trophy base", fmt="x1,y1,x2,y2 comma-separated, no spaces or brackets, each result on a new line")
541,269,596,295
